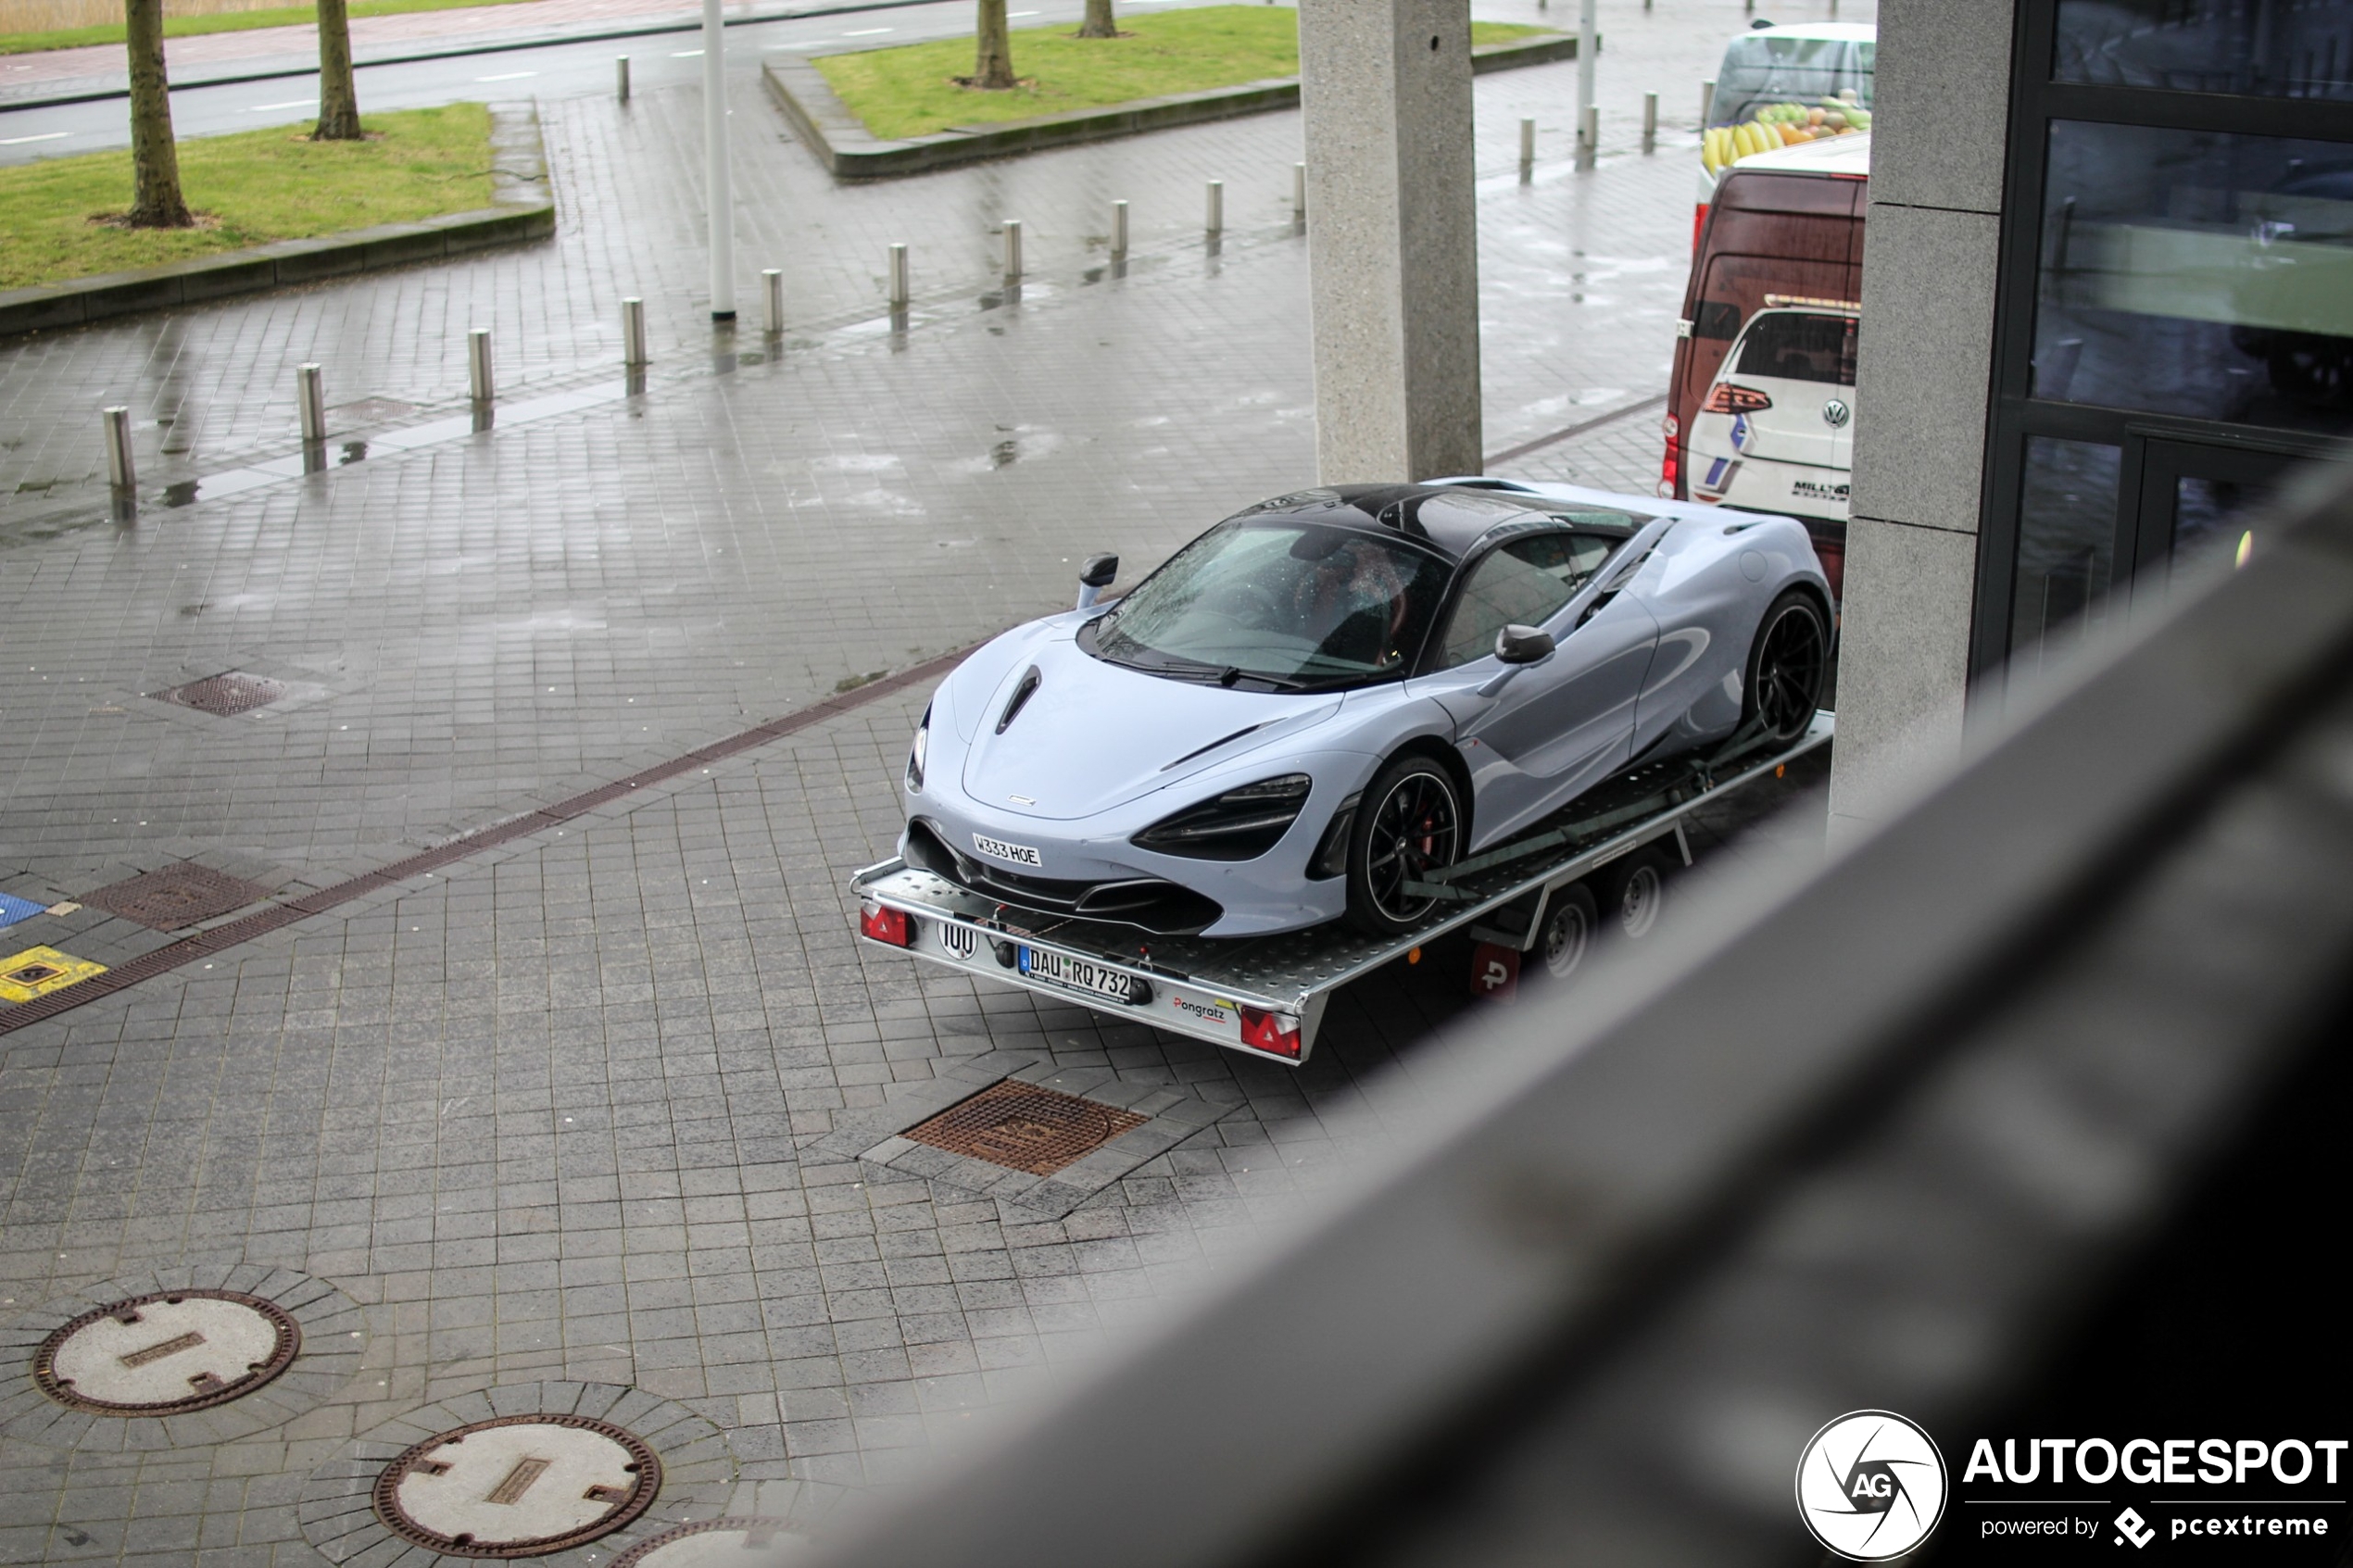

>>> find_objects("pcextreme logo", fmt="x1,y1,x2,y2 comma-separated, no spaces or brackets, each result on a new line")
1796,1410,1950,1561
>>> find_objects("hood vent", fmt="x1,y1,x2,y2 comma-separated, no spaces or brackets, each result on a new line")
996,666,1043,734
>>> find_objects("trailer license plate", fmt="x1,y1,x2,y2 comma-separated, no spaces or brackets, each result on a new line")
1019,947,1132,1004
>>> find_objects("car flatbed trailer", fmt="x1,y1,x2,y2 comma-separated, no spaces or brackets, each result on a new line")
850,710,1833,1066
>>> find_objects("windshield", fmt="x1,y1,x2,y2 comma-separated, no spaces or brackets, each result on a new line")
1087,521,1453,689
1710,33,1876,127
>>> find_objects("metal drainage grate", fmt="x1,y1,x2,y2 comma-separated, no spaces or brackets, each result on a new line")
34,1290,301,1415
152,672,287,716
81,863,269,931
373,1412,661,1559
904,1079,1148,1177
610,1517,792,1565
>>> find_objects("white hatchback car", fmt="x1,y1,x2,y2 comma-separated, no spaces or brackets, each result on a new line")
1685,303,1858,524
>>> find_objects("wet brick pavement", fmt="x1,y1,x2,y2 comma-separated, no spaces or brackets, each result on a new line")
0,2,1864,1560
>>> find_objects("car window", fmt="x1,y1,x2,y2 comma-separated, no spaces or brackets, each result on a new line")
1735,311,1858,385
1438,533,1618,669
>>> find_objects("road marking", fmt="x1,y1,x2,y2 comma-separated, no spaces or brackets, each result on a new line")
671,47,702,56
843,25,893,33
245,98,317,111
474,69,536,81
1010,8,1039,13
0,131,69,144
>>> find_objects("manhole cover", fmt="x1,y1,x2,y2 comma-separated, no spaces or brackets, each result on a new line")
610,1517,794,1566
33,1290,300,1415
81,863,268,930
152,672,287,716
903,1079,1148,1176
374,1413,661,1558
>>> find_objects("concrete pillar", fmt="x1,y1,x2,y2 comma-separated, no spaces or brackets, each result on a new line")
1828,0,2017,842
1298,0,1482,483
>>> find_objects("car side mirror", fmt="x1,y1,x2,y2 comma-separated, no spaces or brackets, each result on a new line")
1494,623,1555,665
1077,552,1118,610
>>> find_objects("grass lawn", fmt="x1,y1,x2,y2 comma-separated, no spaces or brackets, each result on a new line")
816,5,1551,141
0,0,542,56
0,102,493,289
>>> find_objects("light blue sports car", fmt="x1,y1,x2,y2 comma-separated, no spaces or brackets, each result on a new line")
897,481,1830,938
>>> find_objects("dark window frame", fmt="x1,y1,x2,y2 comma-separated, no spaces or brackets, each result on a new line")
1971,3,2353,687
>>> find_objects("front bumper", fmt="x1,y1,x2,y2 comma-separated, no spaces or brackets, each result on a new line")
901,753,1375,938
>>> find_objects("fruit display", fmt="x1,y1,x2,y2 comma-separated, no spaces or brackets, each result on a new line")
1702,91,1871,173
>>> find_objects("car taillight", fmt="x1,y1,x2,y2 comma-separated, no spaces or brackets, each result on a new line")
1660,412,1681,499
1238,1005,1302,1059
860,902,912,947
1702,383,1773,414
1692,203,1708,251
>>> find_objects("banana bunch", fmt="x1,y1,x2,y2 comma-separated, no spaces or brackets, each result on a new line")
1701,94,1873,173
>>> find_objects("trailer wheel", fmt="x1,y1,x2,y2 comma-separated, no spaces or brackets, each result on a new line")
1601,847,1672,941
1343,754,1465,937
1541,883,1599,980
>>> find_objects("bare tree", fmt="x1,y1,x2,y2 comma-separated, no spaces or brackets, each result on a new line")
122,0,192,227
1076,0,1117,39
313,0,363,140
970,0,1016,89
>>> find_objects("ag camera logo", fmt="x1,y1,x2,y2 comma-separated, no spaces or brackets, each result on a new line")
1796,1410,1948,1561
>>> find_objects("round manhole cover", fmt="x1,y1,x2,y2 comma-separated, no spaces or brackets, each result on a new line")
374,1413,661,1558
610,1517,794,1566
33,1290,300,1415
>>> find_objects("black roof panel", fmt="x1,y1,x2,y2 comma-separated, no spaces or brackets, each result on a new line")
1225,484,1555,564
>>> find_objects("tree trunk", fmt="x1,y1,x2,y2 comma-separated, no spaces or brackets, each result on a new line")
972,0,1016,89
1076,0,1116,38
313,0,363,140
122,0,192,227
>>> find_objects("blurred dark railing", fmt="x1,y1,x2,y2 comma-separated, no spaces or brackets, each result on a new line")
799,469,2353,1568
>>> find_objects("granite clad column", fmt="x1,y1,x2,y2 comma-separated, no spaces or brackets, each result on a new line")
1299,0,1482,483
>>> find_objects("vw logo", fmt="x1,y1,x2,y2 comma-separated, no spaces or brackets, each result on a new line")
1822,398,1852,428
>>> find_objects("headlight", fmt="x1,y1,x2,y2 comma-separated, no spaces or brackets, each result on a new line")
907,706,930,792
1131,774,1311,861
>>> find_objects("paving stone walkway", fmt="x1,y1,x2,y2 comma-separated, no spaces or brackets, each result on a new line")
0,2,1864,1560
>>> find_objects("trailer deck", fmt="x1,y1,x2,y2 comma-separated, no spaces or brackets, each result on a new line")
851,711,1833,1064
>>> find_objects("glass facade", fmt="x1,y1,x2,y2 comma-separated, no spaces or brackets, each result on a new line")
2032,121,2353,432
2056,0,2353,99
1979,0,2353,684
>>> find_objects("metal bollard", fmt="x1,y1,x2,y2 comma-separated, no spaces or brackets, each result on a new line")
1002,219,1023,282
1205,179,1223,237
623,297,648,366
1581,105,1599,163
467,327,493,404
1701,79,1716,128
101,406,133,490
297,362,325,443
1642,91,1658,151
1519,117,1535,176
616,55,630,101
761,269,784,334
1292,161,1305,221
887,242,909,308
1111,200,1129,259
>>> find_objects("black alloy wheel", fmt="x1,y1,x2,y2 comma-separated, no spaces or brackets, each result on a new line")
1345,755,1464,936
1744,590,1830,744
